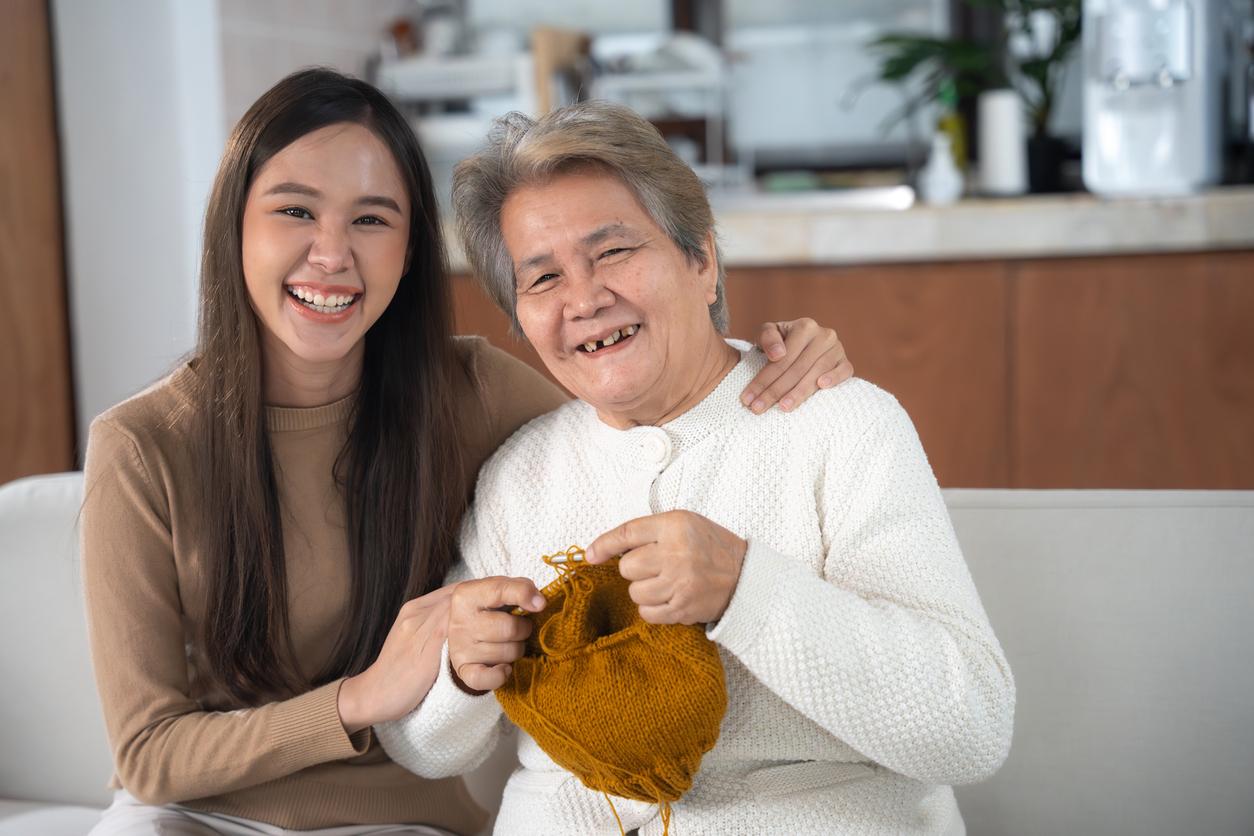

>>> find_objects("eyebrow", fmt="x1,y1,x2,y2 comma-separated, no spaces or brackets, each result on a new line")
514,223,637,274
264,182,402,213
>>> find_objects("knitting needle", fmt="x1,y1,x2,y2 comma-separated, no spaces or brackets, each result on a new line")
546,552,585,564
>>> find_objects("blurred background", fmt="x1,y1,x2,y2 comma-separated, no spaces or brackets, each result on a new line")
3,0,1254,490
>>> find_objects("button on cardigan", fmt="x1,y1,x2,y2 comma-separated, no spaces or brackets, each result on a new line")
377,349,1015,836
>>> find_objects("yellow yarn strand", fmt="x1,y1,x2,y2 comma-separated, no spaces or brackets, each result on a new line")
602,790,626,836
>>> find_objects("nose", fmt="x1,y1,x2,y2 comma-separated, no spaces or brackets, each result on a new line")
562,266,615,320
307,223,354,274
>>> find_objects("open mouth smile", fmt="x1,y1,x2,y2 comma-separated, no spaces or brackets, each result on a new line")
286,285,361,316
577,324,640,354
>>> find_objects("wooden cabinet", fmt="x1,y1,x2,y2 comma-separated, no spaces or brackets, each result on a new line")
453,249,1254,488
1011,252,1254,488
722,264,1009,487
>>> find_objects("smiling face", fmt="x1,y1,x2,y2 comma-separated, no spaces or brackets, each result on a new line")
504,169,732,427
241,122,410,391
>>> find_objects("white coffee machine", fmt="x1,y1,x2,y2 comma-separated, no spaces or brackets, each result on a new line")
1082,0,1224,196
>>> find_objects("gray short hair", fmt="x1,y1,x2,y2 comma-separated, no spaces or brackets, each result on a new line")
452,100,728,334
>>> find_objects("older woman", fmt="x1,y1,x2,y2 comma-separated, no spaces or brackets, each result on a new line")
377,102,1015,835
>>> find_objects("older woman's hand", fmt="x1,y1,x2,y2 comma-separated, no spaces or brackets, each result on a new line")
585,511,747,625
447,577,546,694
741,318,854,414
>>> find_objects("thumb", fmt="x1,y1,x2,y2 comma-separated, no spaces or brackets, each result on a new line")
758,321,787,361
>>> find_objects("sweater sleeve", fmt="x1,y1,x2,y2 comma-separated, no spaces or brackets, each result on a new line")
374,490,510,779
81,418,370,806
706,400,1015,786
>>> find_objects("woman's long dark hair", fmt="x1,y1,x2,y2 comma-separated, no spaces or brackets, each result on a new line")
193,68,466,702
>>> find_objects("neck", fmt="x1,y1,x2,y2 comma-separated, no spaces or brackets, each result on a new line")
261,334,364,408
597,333,739,430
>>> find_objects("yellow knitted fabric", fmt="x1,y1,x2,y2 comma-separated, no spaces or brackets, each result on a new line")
496,547,727,827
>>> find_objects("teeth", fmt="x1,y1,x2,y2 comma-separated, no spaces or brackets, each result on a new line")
580,325,641,353
287,287,356,312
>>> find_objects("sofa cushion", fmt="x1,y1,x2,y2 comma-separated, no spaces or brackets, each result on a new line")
0,801,102,836
947,489,1254,836
0,473,113,806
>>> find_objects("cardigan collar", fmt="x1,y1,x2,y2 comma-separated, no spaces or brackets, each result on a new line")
585,348,763,469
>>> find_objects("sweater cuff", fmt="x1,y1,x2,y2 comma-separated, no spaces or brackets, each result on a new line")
267,679,369,775
374,641,501,770
426,640,498,716
707,539,792,655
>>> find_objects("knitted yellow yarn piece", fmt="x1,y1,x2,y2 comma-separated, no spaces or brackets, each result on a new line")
496,546,728,809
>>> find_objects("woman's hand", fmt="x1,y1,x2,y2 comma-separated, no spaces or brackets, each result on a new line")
742,317,854,414
337,585,455,734
585,511,747,625
447,576,546,694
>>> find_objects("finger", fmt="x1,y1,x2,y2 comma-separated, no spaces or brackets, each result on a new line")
817,358,855,390
741,320,822,412
794,358,852,407
470,611,533,644
806,331,850,387
751,338,831,413
464,576,546,613
776,354,829,414
586,515,663,564
628,577,672,607
618,545,665,581
455,662,512,692
756,321,787,361
459,640,527,666
637,604,679,625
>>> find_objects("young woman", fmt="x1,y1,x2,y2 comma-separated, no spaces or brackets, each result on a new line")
81,69,853,836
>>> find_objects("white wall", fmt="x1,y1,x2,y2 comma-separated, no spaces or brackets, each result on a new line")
52,0,224,451
217,0,411,130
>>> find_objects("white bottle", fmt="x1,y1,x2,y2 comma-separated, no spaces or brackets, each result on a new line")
919,132,965,205
978,89,1028,196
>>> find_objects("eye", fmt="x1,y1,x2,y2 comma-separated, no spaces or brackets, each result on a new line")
599,247,630,259
532,273,558,286
280,206,312,220
354,215,387,226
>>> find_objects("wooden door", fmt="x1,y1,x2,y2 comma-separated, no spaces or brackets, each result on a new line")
0,0,76,484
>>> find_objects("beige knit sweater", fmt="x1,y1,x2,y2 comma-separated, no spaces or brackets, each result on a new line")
80,337,567,832
378,350,1015,835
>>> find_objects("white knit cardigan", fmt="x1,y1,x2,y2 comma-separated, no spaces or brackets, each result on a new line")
377,350,1015,836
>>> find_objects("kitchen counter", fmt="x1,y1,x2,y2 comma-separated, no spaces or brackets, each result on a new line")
445,185,1254,271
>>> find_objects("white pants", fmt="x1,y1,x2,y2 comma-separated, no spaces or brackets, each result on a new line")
88,790,458,836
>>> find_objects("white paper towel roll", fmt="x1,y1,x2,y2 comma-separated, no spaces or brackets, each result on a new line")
978,89,1028,196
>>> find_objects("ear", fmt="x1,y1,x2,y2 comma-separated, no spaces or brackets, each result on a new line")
698,231,719,306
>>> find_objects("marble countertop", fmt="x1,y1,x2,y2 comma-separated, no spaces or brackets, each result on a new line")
445,185,1254,271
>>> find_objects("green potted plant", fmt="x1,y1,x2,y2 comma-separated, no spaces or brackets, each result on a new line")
868,0,1082,192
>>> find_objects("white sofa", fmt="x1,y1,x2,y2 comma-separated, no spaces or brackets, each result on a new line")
2,473,1252,835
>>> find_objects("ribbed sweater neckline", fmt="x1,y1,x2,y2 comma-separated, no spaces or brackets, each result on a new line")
264,394,355,432
166,361,356,432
